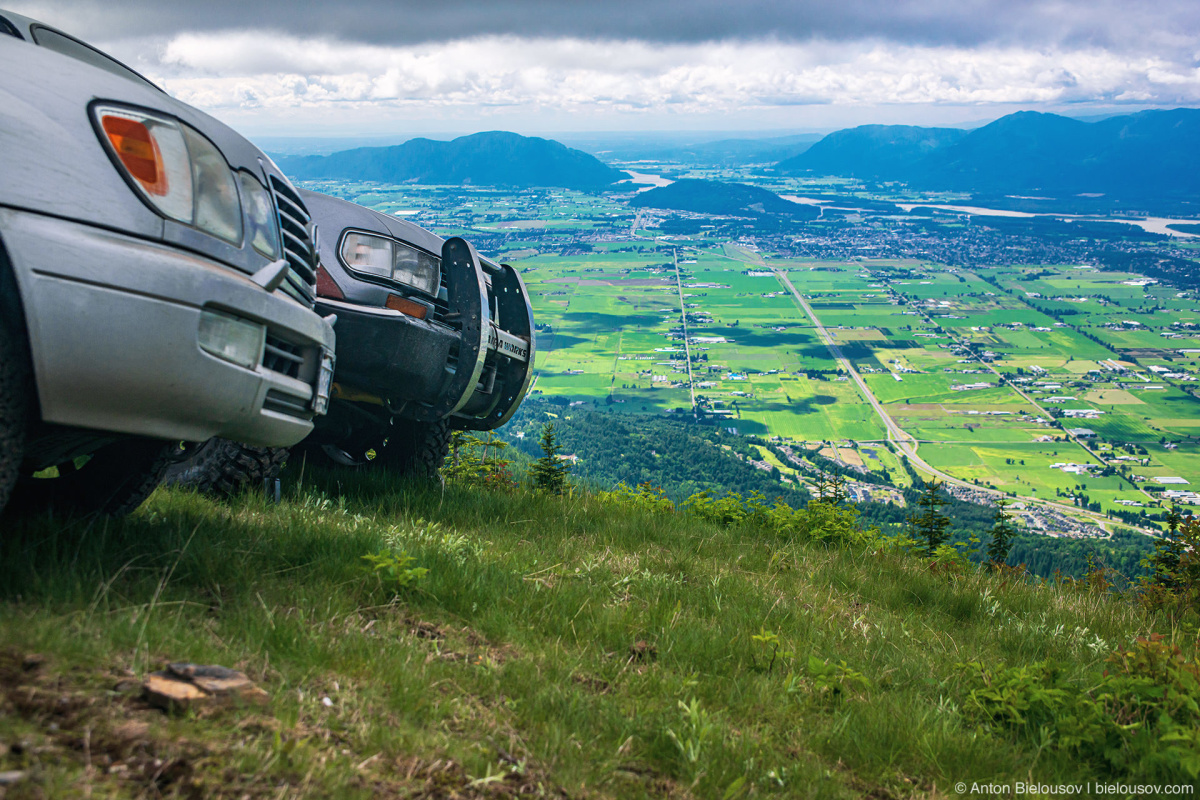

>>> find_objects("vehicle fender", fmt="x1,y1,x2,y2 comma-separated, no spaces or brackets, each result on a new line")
0,41,166,239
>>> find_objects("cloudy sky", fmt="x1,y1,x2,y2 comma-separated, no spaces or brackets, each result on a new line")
10,0,1200,138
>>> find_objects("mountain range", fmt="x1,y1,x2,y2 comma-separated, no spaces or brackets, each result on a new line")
777,109,1200,201
576,133,822,166
277,131,626,191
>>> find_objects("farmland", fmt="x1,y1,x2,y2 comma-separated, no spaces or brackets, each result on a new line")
298,176,1200,532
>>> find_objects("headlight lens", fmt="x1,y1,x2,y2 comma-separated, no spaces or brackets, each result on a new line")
394,241,440,295
184,127,241,244
340,232,393,278
340,232,440,295
95,104,247,246
239,172,280,259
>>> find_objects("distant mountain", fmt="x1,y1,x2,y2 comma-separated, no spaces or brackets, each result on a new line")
583,134,822,166
925,109,1200,198
277,131,627,191
776,125,967,180
629,179,819,219
776,109,1200,201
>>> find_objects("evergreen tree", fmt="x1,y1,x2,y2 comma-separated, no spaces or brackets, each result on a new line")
817,472,847,505
986,499,1017,568
909,479,951,554
1146,503,1186,591
529,422,570,494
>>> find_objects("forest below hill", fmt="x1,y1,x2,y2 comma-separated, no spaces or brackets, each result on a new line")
501,401,1157,583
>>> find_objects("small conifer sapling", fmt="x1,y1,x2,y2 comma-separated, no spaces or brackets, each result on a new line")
529,422,571,494
986,498,1017,569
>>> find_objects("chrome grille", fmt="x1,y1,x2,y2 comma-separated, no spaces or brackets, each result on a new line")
268,175,317,307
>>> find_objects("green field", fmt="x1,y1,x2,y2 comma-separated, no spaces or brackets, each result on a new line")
309,181,1200,520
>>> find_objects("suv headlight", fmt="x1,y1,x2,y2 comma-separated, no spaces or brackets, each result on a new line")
340,231,440,295
94,104,244,246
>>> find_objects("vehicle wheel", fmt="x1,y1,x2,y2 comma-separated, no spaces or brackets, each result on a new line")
161,438,289,497
375,417,452,480
10,438,175,518
0,298,29,516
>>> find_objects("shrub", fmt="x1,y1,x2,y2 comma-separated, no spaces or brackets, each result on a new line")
960,636,1200,780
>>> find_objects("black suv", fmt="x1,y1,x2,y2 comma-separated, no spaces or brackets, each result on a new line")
169,192,534,490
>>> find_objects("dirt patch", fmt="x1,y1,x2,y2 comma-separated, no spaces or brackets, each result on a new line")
395,755,568,799
0,648,560,798
0,649,212,798
570,674,611,694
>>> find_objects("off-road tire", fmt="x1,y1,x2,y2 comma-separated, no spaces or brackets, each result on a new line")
162,438,289,497
0,247,31,516
9,438,176,518
0,293,28,516
375,417,452,480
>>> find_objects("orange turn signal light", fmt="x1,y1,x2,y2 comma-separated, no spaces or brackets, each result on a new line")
100,115,167,195
385,294,428,320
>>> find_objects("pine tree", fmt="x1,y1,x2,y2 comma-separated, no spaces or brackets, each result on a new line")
529,422,570,494
1146,503,1186,591
986,499,1017,568
817,472,847,505
908,479,951,554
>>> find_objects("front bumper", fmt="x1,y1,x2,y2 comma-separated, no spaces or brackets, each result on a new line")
315,238,534,432
1,207,336,448
314,296,458,404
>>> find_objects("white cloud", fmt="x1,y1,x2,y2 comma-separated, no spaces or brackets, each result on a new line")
103,31,1200,131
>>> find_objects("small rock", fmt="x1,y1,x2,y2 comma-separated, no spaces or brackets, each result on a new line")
0,770,27,786
143,663,268,712
167,663,255,695
144,673,208,712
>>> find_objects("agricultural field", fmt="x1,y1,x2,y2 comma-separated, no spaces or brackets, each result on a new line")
300,179,1200,526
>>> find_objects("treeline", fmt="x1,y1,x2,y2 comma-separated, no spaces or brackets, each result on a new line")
503,400,808,507
499,400,1161,580
1091,249,1200,291
1006,527,1154,583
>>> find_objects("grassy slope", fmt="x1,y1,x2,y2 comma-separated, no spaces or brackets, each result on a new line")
0,468,1186,799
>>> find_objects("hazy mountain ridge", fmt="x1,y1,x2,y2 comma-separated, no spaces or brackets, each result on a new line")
583,133,822,166
629,178,820,218
778,109,1200,201
776,124,968,180
277,131,627,191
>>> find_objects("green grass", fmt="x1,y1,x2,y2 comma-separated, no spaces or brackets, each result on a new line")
0,467,1192,798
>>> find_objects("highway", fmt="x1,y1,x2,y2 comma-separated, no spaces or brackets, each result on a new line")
672,248,698,417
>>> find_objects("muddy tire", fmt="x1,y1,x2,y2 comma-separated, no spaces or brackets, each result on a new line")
162,438,289,497
375,417,452,480
10,438,176,518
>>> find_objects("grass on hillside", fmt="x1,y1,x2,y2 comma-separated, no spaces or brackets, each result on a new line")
0,465,1195,799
